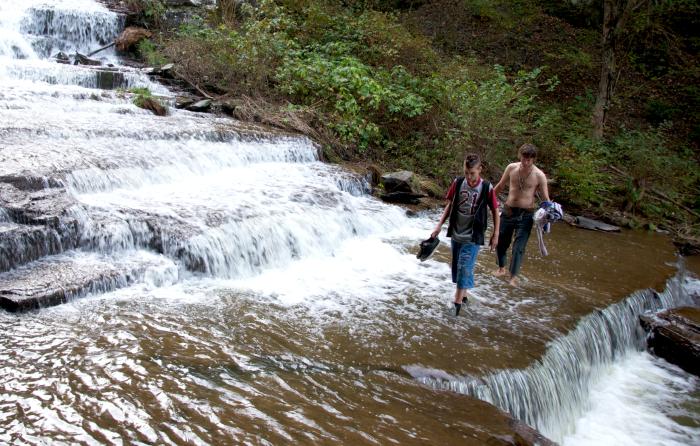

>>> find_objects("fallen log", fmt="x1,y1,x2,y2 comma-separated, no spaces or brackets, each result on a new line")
87,41,115,57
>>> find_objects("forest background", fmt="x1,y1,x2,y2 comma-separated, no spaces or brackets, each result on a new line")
122,0,699,247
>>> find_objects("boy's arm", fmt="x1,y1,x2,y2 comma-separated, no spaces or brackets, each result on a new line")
431,201,451,238
488,187,500,251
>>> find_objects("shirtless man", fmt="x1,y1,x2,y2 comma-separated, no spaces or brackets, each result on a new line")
493,143,550,285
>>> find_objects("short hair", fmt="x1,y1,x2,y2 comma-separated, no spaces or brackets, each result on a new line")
518,143,538,159
464,153,481,169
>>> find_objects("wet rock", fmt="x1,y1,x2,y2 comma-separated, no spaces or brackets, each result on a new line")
217,98,244,116
570,216,621,232
0,174,61,191
488,417,558,446
0,252,172,312
640,306,700,376
53,51,70,64
0,184,76,227
673,236,700,256
0,257,121,312
94,69,128,90
381,170,422,195
74,52,102,66
187,99,212,112
380,191,423,204
175,95,197,109
0,223,69,273
140,97,168,116
160,63,175,75
115,26,152,53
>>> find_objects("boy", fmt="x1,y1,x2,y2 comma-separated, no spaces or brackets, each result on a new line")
431,153,499,316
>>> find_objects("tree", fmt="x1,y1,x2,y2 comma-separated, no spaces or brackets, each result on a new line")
591,0,648,138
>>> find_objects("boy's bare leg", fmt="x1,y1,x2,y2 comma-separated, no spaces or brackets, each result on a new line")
508,275,520,286
453,288,467,304
453,288,468,315
494,267,507,277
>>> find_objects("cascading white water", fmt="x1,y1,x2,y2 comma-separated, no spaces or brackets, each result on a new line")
0,0,406,293
413,275,700,443
0,0,121,59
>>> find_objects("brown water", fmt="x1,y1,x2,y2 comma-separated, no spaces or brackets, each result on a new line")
1,223,690,445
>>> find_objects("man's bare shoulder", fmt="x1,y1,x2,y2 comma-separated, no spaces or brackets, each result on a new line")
534,165,548,178
505,162,519,173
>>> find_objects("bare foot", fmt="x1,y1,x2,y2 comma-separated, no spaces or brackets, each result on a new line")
493,268,507,277
508,276,520,287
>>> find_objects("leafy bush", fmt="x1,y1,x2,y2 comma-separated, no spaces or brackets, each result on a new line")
128,87,152,108
126,0,165,28
137,39,168,67
276,51,429,150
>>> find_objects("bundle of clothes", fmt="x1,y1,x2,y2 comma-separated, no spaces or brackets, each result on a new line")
534,201,563,256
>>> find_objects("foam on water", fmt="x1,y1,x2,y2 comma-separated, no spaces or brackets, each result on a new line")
562,352,700,446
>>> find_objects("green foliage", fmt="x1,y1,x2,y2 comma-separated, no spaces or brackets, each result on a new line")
556,151,609,208
137,39,168,67
435,65,558,168
128,87,152,108
644,99,679,126
276,51,429,150
126,0,165,28
610,127,698,195
163,0,294,93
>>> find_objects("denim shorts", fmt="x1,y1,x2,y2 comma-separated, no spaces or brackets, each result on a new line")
451,241,481,289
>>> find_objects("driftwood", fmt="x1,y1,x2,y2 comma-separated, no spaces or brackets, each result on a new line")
87,41,115,57
176,72,215,100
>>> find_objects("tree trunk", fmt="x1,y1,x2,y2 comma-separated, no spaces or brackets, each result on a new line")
592,1,623,138
592,0,647,139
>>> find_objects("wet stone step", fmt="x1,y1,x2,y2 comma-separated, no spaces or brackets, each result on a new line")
0,222,71,273
0,251,176,312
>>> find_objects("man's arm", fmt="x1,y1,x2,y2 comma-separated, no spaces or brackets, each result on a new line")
493,163,514,197
537,170,550,202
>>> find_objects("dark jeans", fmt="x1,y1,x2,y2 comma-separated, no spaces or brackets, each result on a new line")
496,207,534,276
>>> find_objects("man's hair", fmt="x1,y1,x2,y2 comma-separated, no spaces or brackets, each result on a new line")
464,153,481,169
518,143,538,159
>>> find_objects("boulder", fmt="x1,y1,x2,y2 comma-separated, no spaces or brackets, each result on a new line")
159,63,175,77
175,95,197,109
380,191,423,205
381,170,421,195
140,97,168,116
94,69,128,90
640,306,700,376
115,26,152,53
186,99,212,112
53,51,70,64
216,98,244,116
74,52,102,66
571,216,621,232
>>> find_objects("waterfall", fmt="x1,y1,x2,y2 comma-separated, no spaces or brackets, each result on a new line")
0,0,403,309
0,0,122,59
415,274,696,441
